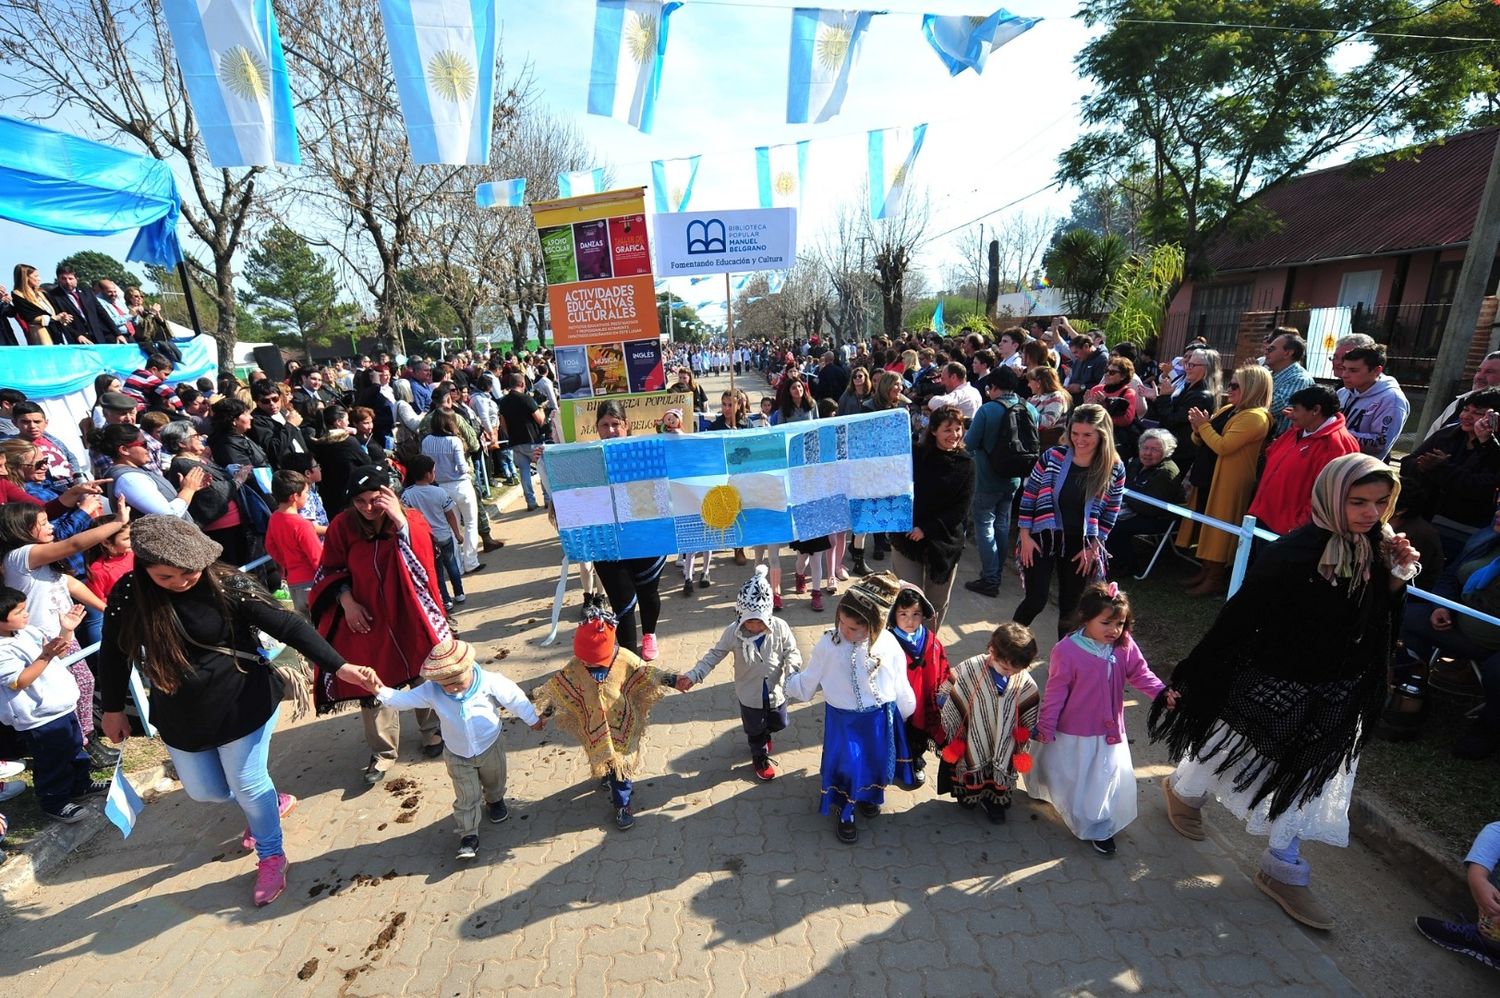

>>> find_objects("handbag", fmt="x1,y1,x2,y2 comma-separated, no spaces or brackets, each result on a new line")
174,616,316,721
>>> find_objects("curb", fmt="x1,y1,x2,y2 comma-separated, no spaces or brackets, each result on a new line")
0,763,171,904
1348,787,1469,910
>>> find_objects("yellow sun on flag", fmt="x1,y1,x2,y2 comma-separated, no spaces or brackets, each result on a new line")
218,45,270,102
626,11,658,65
670,186,685,209
427,50,477,102
700,485,743,532
967,15,987,30
891,163,908,186
816,24,852,70
773,170,798,196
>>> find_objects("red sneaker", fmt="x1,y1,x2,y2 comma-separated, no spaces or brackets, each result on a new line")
810,590,824,612
754,758,777,781
253,853,289,907
772,593,784,611
794,573,808,594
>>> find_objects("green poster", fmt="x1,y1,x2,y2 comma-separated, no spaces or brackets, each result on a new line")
540,225,578,285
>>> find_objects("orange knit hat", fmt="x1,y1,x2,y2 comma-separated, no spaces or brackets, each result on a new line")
573,609,619,667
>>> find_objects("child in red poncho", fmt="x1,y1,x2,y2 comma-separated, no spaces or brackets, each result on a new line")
887,585,949,788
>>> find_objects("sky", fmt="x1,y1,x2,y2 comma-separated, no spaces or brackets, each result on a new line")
0,1,1096,324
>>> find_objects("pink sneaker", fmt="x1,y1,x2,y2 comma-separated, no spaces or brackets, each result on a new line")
772,593,784,611
794,573,808,594
242,793,297,851
641,633,659,661
810,590,824,612
253,853,289,907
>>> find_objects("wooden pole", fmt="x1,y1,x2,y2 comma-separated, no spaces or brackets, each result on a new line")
726,271,736,394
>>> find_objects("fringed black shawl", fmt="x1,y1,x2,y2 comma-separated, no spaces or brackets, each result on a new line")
1148,524,1402,820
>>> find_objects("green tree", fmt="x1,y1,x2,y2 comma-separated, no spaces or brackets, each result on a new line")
1061,1,1500,274
659,292,707,344
145,261,261,343
1044,229,1127,319
1103,243,1186,348
241,226,351,359
56,251,142,291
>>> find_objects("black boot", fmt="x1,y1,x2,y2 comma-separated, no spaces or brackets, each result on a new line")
851,550,870,576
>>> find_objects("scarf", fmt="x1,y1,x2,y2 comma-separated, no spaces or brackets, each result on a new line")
1308,452,1397,602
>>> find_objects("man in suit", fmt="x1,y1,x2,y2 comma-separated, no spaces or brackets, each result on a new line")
45,265,117,344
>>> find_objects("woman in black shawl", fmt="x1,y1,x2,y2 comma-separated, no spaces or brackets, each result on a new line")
1150,453,1419,932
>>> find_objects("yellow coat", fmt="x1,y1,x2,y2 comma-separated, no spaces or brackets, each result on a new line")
1175,405,1272,565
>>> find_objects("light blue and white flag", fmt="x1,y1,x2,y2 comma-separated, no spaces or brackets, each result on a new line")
867,123,927,220
558,168,607,198
652,155,701,213
104,757,146,839
588,1,684,133
921,8,1039,77
689,275,713,285
786,8,878,124
733,274,752,291
930,299,945,334
161,0,300,168
544,408,914,560
476,177,526,207
755,141,809,209
379,0,498,164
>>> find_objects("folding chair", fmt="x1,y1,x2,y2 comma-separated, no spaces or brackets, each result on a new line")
1133,516,1200,580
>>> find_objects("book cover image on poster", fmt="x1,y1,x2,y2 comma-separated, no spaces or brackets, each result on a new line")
555,346,593,399
573,219,612,282
540,226,578,285
587,344,628,396
624,339,665,393
608,214,651,277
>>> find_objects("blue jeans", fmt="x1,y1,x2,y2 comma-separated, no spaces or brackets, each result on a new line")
21,711,92,813
609,773,632,810
1400,601,1500,729
167,711,283,860
971,479,1020,586
512,445,545,508
433,536,465,603
496,447,516,480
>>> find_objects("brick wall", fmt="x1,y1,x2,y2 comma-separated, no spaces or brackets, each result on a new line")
1460,295,1500,383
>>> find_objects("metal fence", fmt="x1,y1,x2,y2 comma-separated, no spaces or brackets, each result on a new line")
1262,301,1457,393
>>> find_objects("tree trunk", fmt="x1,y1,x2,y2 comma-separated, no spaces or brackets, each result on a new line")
211,257,237,369
986,239,1000,317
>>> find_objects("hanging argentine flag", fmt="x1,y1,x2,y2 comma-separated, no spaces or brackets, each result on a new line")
161,0,300,168
559,168,607,198
379,0,498,164
786,8,878,124
733,275,752,291
868,123,928,220
475,177,526,207
104,757,146,839
652,155,701,213
921,8,1039,77
930,299,945,334
588,1,684,133
755,141,809,209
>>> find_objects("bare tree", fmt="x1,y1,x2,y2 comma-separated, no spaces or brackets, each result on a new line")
867,186,930,338
951,225,987,301
815,202,872,348
994,211,1055,295
0,0,263,361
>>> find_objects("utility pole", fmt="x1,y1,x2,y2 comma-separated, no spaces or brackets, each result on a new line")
1419,129,1500,433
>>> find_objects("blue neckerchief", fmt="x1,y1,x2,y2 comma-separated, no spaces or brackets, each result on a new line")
445,673,481,702
1068,631,1114,657
992,670,1009,696
1461,532,1500,594
891,624,927,661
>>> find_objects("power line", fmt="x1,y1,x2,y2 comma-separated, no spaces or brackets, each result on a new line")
923,180,1061,245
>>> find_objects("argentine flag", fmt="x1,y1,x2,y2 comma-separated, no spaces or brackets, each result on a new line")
104,757,146,839
161,0,300,168
922,9,1039,77
756,141,809,209
786,8,878,124
379,0,498,164
559,168,607,198
652,155,701,213
476,177,526,207
930,299,945,334
868,123,927,220
589,1,684,134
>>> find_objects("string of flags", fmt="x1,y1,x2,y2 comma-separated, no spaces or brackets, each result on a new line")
154,2,1038,169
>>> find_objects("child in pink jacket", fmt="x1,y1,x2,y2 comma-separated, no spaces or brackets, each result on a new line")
1025,582,1176,856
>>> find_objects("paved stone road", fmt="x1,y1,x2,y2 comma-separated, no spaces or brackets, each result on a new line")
1,370,1492,996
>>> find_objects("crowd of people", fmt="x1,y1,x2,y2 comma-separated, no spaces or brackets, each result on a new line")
0,310,1495,970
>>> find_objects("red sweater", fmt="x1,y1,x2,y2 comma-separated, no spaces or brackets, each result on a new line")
265,509,322,585
1248,414,1361,535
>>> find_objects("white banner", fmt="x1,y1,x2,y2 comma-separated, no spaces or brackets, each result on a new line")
653,207,798,277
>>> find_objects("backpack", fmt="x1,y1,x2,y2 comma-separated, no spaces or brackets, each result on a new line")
983,398,1040,479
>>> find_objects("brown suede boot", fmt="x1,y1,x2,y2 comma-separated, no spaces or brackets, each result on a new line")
1160,775,1205,840
1255,872,1334,931
1180,561,1209,587
1184,563,1226,596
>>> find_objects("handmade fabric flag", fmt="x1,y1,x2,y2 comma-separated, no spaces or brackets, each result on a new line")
930,299,945,334
756,141,809,209
652,155,701,213
786,8,878,124
868,123,927,220
379,0,498,164
161,0,300,168
921,8,1039,77
544,409,913,561
559,168,608,197
104,756,146,839
588,0,684,133
476,177,526,207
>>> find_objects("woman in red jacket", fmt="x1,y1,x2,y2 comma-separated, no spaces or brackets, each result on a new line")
1247,386,1359,535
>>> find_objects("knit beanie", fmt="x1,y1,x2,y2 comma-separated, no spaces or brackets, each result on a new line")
347,464,390,501
887,582,935,626
420,636,475,686
837,571,902,634
573,608,619,667
130,514,223,571
736,565,774,628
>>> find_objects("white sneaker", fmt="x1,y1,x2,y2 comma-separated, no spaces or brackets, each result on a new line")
0,760,24,780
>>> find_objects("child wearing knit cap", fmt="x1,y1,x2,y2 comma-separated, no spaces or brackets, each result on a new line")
363,637,540,861
785,571,916,844
675,566,803,780
532,607,677,831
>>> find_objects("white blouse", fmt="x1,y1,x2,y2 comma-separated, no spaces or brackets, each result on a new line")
786,628,915,717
